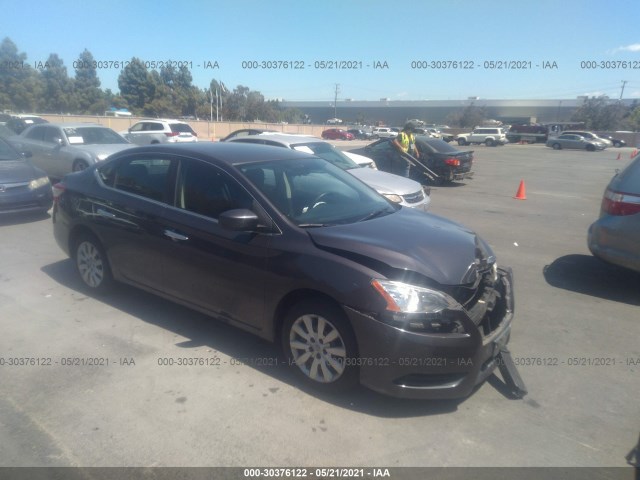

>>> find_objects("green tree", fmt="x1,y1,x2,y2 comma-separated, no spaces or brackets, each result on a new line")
445,103,486,128
571,96,626,131
74,49,105,114
118,58,156,113
41,53,76,113
0,37,43,112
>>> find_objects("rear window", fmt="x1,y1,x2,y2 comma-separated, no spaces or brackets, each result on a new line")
170,123,196,134
419,138,461,153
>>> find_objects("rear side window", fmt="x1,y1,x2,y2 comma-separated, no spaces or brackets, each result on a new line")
170,123,195,134
99,157,174,202
25,126,46,141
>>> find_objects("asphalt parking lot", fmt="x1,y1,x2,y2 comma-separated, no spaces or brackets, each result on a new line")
1,142,639,469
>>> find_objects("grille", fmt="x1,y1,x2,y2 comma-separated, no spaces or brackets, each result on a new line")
0,181,30,193
402,190,424,204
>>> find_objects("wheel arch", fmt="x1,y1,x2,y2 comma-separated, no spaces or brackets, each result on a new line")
68,224,104,260
272,289,352,346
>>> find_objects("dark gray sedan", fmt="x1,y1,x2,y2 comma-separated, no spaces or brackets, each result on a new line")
52,142,522,399
546,134,607,151
10,123,135,178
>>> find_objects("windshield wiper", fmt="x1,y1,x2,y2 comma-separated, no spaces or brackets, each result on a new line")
298,223,333,228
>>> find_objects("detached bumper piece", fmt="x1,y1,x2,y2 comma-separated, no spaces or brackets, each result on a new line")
497,347,528,399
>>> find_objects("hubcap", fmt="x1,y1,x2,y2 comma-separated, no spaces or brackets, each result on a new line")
77,241,104,288
289,314,346,383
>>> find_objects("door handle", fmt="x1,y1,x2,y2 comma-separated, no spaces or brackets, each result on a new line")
164,229,189,241
96,208,116,218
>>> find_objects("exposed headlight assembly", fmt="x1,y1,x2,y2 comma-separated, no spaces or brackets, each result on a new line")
382,193,403,204
29,176,50,190
371,279,466,333
371,279,461,314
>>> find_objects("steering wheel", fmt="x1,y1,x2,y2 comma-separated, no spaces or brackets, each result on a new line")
311,191,339,209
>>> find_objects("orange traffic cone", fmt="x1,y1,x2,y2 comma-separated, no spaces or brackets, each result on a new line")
514,180,527,200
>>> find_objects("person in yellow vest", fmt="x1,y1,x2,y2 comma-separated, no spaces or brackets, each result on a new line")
391,122,420,177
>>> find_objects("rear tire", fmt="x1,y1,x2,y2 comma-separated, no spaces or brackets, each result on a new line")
73,233,113,293
457,138,467,146
586,144,596,152
282,299,358,392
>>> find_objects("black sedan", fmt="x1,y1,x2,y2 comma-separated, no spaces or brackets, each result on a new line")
0,137,53,215
52,142,520,399
600,135,627,148
350,136,474,184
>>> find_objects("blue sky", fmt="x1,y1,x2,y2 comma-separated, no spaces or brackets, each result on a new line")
2,0,640,101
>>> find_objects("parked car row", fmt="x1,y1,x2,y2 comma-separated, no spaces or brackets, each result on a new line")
0,113,48,135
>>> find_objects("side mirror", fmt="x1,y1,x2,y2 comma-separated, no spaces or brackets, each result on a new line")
219,209,259,232
21,150,33,158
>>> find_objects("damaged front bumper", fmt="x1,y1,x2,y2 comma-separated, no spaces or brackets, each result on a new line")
345,267,526,399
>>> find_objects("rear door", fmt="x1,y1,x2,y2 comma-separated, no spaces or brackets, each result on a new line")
92,154,177,290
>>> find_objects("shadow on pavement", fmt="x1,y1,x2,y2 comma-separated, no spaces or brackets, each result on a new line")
543,254,640,306
0,210,50,226
41,259,474,418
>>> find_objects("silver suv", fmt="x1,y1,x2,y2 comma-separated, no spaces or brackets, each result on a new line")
228,133,430,211
122,119,198,145
456,127,508,147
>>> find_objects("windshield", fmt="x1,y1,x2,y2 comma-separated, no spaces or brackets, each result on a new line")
239,157,395,227
0,139,20,161
291,142,360,170
63,127,129,145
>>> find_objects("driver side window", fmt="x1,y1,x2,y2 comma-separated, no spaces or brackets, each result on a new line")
176,160,254,220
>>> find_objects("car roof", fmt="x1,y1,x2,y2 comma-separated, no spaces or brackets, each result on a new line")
231,132,323,145
29,122,104,128
114,141,316,166
135,118,189,124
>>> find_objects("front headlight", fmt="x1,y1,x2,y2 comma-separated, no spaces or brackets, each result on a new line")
382,193,403,204
96,154,108,161
29,176,50,190
371,279,461,313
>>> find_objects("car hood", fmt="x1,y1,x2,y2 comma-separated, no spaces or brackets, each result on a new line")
307,208,495,286
0,160,43,182
348,167,422,195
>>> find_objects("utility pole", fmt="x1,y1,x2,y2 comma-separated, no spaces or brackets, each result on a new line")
334,83,340,120
620,80,628,100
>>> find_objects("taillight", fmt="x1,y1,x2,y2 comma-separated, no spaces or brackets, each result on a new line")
52,182,66,203
165,132,179,137
445,158,460,166
601,188,640,216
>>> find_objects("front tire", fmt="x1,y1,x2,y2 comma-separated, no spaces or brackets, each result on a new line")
586,144,596,152
552,143,561,150
74,234,113,293
485,139,495,147
457,138,467,146
282,300,358,392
